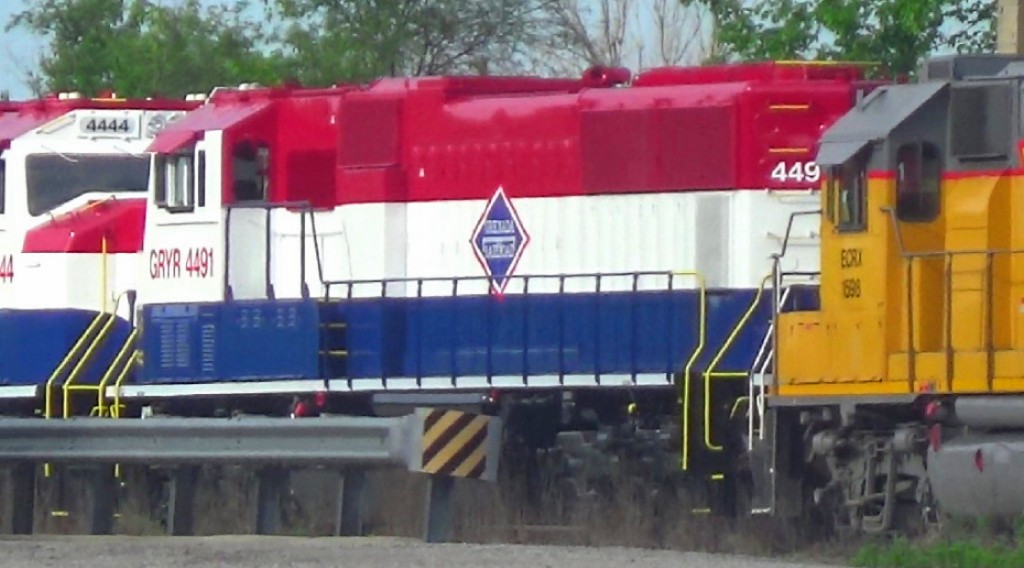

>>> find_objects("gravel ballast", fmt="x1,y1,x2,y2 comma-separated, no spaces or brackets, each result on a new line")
0,535,843,568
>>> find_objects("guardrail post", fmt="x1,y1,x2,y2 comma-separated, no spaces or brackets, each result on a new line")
166,466,199,536
88,465,116,535
423,475,454,543
255,467,287,535
334,469,366,536
10,463,35,534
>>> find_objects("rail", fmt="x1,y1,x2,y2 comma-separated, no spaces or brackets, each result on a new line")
62,291,133,419
675,271,707,473
0,409,503,543
883,207,1024,391
901,247,1024,391
101,232,107,314
94,329,138,418
322,271,708,392
773,209,822,261
222,200,323,301
111,351,139,418
44,315,104,424
699,274,772,452
747,286,793,449
768,210,823,394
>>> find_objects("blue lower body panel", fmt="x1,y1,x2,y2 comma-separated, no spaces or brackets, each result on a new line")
135,286,820,385
0,309,132,387
335,288,779,379
139,299,320,383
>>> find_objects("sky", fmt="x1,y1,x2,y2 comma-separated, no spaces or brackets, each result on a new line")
0,1,43,99
0,0,707,100
0,0,239,100
0,0,976,100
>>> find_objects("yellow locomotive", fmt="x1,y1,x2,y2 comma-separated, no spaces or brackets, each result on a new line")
753,54,1024,533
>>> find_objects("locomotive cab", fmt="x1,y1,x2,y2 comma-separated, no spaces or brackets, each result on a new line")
4,98,196,313
140,85,364,310
777,55,1023,395
0,95,197,404
766,54,1024,532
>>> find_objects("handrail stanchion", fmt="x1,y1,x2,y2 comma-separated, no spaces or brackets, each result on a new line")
101,235,108,313
558,275,566,386
594,274,602,385
631,273,639,385
96,329,138,417
452,277,460,388
300,209,308,299
674,270,707,472
701,275,771,451
63,291,132,418
521,276,529,387
223,207,233,300
265,207,273,299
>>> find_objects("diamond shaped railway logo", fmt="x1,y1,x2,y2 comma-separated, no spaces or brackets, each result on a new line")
471,186,529,295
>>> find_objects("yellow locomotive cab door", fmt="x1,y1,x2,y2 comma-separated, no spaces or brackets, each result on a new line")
821,153,889,386
775,146,890,392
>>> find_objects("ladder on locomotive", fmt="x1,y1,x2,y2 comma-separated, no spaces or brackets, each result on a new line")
745,209,822,514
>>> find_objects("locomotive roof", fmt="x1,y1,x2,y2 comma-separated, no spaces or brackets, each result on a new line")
150,61,870,157
816,54,1024,174
816,81,947,166
146,85,356,154
0,95,198,152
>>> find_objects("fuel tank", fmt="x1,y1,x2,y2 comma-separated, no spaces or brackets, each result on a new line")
928,434,1024,519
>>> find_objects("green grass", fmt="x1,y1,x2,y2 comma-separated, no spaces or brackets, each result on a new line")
851,518,1024,568
852,538,1024,568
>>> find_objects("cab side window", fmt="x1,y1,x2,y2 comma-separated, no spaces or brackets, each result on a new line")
896,142,941,222
154,150,205,212
833,158,868,232
232,141,269,202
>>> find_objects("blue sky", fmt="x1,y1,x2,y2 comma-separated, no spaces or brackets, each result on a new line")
0,1,43,99
0,1,973,100
0,0,238,99
0,0,698,99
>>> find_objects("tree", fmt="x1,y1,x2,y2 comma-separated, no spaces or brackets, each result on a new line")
705,0,997,76
541,0,715,72
267,0,553,85
8,0,284,98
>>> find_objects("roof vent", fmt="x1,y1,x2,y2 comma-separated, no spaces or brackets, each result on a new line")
922,54,1024,81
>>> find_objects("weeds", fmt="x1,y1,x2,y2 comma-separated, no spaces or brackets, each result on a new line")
852,538,1024,568
12,461,999,568
851,517,1024,568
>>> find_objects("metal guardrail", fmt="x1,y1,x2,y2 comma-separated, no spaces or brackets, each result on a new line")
0,408,503,543
0,415,412,466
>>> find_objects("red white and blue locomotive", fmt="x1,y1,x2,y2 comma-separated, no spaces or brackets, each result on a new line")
0,63,875,511
0,93,197,403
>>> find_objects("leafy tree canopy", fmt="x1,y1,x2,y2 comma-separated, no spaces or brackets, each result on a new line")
8,0,284,98
702,0,996,76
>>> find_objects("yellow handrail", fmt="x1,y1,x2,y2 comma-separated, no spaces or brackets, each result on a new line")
44,314,106,421
96,329,137,417
63,290,131,418
44,235,113,422
730,396,749,420
700,275,772,452
112,351,139,419
61,314,116,418
101,235,108,313
674,270,707,472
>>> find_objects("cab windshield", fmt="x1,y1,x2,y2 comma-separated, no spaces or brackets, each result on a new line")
26,153,149,215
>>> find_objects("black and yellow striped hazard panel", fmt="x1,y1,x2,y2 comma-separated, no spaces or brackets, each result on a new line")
417,409,496,479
